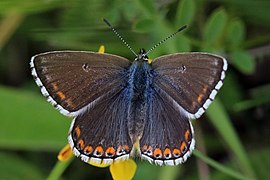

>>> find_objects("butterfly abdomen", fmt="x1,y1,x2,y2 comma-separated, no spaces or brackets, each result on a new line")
127,61,153,146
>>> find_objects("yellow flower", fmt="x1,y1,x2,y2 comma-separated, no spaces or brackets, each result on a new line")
58,144,137,180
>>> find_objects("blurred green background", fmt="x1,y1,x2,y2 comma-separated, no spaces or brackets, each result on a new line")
1,0,270,179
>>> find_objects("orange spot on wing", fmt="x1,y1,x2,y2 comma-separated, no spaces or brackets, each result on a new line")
142,145,148,151
203,85,208,93
185,130,190,141
123,145,130,152
106,147,116,156
95,146,104,155
78,139,85,149
57,91,66,100
52,82,58,91
65,98,74,108
84,146,93,154
197,93,204,104
163,148,171,158
180,142,187,152
153,148,162,158
172,148,181,157
75,126,81,138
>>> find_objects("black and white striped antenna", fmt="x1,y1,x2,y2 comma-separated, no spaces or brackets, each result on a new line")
103,19,137,56
145,25,187,56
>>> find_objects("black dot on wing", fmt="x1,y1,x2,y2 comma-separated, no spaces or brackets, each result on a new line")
82,63,89,72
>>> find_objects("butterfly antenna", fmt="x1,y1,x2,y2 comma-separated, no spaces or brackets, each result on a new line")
103,19,137,56
145,25,187,56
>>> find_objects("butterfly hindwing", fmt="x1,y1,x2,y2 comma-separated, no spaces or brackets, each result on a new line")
140,84,195,166
151,52,227,118
68,88,133,165
30,51,131,116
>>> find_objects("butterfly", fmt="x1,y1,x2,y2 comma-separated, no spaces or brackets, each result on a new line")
30,19,227,166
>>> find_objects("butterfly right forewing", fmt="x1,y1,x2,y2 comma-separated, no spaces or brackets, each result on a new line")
151,52,227,119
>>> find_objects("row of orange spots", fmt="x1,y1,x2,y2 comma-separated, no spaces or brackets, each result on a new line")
142,141,189,159
193,85,209,107
52,82,66,100
198,85,208,103
51,82,75,107
76,143,130,158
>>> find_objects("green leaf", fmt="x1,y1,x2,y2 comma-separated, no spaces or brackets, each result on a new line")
230,50,255,74
134,18,155,33
0,0,63,15
207,99,256,179
175,0,195,26
0,86,70,151
137,0,156,16
158,166,181,180
226,19,245,49
123,0,139,21
0,152,44,179
174,35,191,52
234,83,270,112
219,72,245,112
203,8,228,45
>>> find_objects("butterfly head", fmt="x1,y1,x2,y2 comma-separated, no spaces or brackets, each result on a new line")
135,48,148,62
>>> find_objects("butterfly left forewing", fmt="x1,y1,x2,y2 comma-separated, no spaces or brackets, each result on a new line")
151,52,227,119
30,51,131,116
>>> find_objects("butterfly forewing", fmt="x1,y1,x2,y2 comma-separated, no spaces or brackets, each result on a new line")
30,51,131,116
151,52,227,118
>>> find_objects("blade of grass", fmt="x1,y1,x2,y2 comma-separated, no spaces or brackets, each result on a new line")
0,10,24,49
47,157,74,180
193,150,248,180
206,99,256,179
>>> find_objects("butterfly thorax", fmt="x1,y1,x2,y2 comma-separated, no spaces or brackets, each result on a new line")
127,53,152,151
